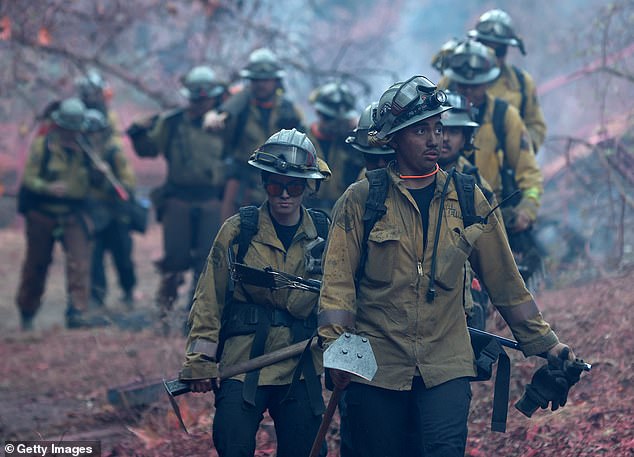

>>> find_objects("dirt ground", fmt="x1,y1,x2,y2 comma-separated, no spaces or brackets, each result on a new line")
1,216,633,457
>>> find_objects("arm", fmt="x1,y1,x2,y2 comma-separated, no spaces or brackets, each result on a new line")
180,218,239,385
503,106,543,229
518,71,547,152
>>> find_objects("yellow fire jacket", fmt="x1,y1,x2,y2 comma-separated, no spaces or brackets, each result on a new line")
180,203,323,383
473,93,543,222
318,164,558,390
488,63,547,151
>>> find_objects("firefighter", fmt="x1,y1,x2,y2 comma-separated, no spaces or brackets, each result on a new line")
305,81,362,212
16,98,109,330
180,129,329,457
318,76,575,457
468,9,547,151
83,109,138,308
445,40,545,281
127,65,227,323
204,48,304,221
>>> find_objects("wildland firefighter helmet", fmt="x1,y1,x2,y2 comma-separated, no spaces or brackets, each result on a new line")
249,128,325,180
76,69,106,100
310,81,357,120
51,98,87,131
239,48,286,80
431,37,461,74
346,102,395,155
468,9,526,55
441,92,479,150
373,75,450,139
444,40,501,85
180,66,226,101
82,109,110,133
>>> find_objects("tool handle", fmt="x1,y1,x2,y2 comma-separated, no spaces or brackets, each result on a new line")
309,387,342,457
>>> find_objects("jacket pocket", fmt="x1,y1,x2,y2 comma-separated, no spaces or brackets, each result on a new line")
434,228,474,291
364,228,401,286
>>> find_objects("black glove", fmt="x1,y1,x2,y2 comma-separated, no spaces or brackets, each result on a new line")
524,364,571,412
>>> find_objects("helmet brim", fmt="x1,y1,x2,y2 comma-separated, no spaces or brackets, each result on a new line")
468,29,520,48
239,69,286,80
384,104,452,137
248,159,324,180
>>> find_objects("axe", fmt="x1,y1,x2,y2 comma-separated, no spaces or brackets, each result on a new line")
308,333,377,457
163,337,319,433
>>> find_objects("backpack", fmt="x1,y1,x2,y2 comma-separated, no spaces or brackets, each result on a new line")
512,65,527,119
492,98,522,208
223,205,329,414
359,168,511,432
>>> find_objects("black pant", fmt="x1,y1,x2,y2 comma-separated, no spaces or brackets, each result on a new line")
212,379,323,457
91,219,135,304
344,377,471,457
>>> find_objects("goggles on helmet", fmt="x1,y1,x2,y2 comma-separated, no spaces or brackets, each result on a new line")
476,20,513,40
264,179,306,197
449,52,494,80
252,145,317,174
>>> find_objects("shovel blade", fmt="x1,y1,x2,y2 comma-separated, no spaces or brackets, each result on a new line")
323,333,377,381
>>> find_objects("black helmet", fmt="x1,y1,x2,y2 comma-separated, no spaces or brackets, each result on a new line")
239,48,285,80
346,103,395,156
180,66,225,100
82,109,110,132
468,9,526,55
431,38,460,74
249,128,325,180
374,75,449,139
310,82,357,120
51,97,86,131
444,40,500,85
76,69,106,100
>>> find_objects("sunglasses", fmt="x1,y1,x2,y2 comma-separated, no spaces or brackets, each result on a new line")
265,180,306,197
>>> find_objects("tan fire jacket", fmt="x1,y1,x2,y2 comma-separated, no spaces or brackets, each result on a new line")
23,132,92,214
488,63,547,151
180,203,323,383
473,93,543,222
318,164,558,391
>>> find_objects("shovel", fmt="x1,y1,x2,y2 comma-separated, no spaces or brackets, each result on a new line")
308,333,377,457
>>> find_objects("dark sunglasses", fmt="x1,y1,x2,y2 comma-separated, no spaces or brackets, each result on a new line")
265,180,306,197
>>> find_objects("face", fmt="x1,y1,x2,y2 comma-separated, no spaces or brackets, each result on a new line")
264,174,305,221
456,83,488,107
391,114,442,175
251,78,279,102
439,126,466,166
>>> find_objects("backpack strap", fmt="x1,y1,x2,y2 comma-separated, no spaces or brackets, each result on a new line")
492,98,509,160
460,162,495,205
306,208,330,241
236,206,259,263
452,171,488,228
163,109,185,163
356,168,389,289
512,65,527,119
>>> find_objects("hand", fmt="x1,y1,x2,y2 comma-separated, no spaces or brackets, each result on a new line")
512,208,532,232
547,343,575,367
48,181,68,197
329,368,352,390
203,110,228,131
189,378,219,393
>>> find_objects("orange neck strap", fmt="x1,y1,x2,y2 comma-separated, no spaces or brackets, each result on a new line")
399,163,440,179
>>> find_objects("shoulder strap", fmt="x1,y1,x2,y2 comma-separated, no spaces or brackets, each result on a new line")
236,206,259,263
39,137,54,178
512,65,527,119
356,168,389,288
164,109,185,162
492,98,509,162
453,171,487,228
306,208,330,240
